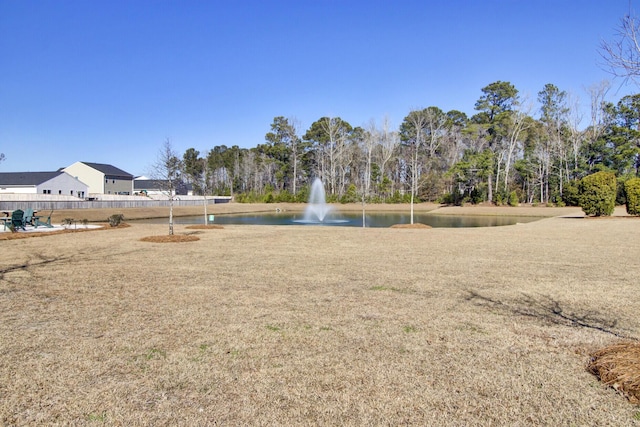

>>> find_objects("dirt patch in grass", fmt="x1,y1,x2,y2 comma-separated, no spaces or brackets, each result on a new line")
390,223,432,229
185,224,225,230
140,234,200,243
587,341,640,404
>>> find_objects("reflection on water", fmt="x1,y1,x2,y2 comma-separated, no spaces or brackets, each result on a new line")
133,211,542,228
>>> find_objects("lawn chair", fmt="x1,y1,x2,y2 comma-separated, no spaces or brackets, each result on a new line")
11,209,26,231
23,208,35,226
34,210,54,228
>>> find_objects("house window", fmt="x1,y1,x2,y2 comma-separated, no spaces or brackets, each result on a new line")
58,190,62,195
42,189,51,194
70,190,74,196
112,180,115,184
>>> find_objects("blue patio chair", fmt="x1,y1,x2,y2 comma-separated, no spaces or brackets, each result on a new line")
23,208,35,226
11,209,26,231
34,210,54,228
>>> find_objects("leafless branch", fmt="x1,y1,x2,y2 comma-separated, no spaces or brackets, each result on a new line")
600,13,640,84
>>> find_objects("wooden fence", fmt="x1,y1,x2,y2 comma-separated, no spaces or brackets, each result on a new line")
0,195,231,211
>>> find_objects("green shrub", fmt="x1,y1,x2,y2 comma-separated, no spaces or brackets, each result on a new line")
624,177,640,216
616,176,628,206
578,171,617,217
274,190,295,203
508,191,519,207
562,180,581,206
108,214,125,227
340,184,358,204
469,188,485,205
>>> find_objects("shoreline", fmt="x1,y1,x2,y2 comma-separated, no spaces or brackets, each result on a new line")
45,202,591,224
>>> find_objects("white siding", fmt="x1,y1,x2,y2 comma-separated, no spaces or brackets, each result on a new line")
37,173,89,197
63,162,104,194
0,186,37,194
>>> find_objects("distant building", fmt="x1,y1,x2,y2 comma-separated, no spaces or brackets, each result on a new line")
63,162,134,195
133,176,193,196
0,171,88,197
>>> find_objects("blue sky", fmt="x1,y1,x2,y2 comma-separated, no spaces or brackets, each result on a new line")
0,0,637,175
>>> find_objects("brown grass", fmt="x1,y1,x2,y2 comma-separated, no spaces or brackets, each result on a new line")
185,224,225,230
1,204,640,425
390,223,432,229
139,234,201,243
587,342,640,404
0,224,117,241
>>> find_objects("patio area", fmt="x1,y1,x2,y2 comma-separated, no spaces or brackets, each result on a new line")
0,223,102,234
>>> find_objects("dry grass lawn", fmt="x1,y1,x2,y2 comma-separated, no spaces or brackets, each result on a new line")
1,204,639,425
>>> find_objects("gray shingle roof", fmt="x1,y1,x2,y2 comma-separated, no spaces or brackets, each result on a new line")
81,162,133,179
134,179,166,190
134,179,192,195
0,171,63,186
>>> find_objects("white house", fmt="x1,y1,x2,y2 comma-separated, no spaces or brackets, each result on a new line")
0,171,89,197
63,162,134,195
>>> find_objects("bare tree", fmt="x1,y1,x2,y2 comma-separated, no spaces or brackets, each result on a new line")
566,93,584,179
502,103,533,192
375,115,399,198
287,117,303,195
198,158,213,225
400,109,429,224
584,80,612,172
600,11,640,83
152,139,183,235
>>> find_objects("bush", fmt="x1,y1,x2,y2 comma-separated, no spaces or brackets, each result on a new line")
108,214,125,227
274,190,295,203
579,171,617,217
340,184,358,204
625,177,640,216
389,190,406,204
508,191,519,207
562,180,581,206
469,188,485,205
439,192,461,205
616,177,628,206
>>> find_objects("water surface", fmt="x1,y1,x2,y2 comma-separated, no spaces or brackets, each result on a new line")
134,211,542,228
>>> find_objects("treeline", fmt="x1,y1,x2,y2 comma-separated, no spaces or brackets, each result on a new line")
180,80,640,206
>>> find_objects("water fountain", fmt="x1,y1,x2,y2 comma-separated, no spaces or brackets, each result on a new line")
304,178,332,221
294,178,348,225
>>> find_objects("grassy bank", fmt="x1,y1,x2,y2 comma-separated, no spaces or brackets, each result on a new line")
1,212,639,424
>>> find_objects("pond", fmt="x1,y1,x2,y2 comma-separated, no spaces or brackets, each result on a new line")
133,211,542,228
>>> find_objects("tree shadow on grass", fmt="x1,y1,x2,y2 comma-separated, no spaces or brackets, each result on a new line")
464,290,637,340
0,256,65,281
